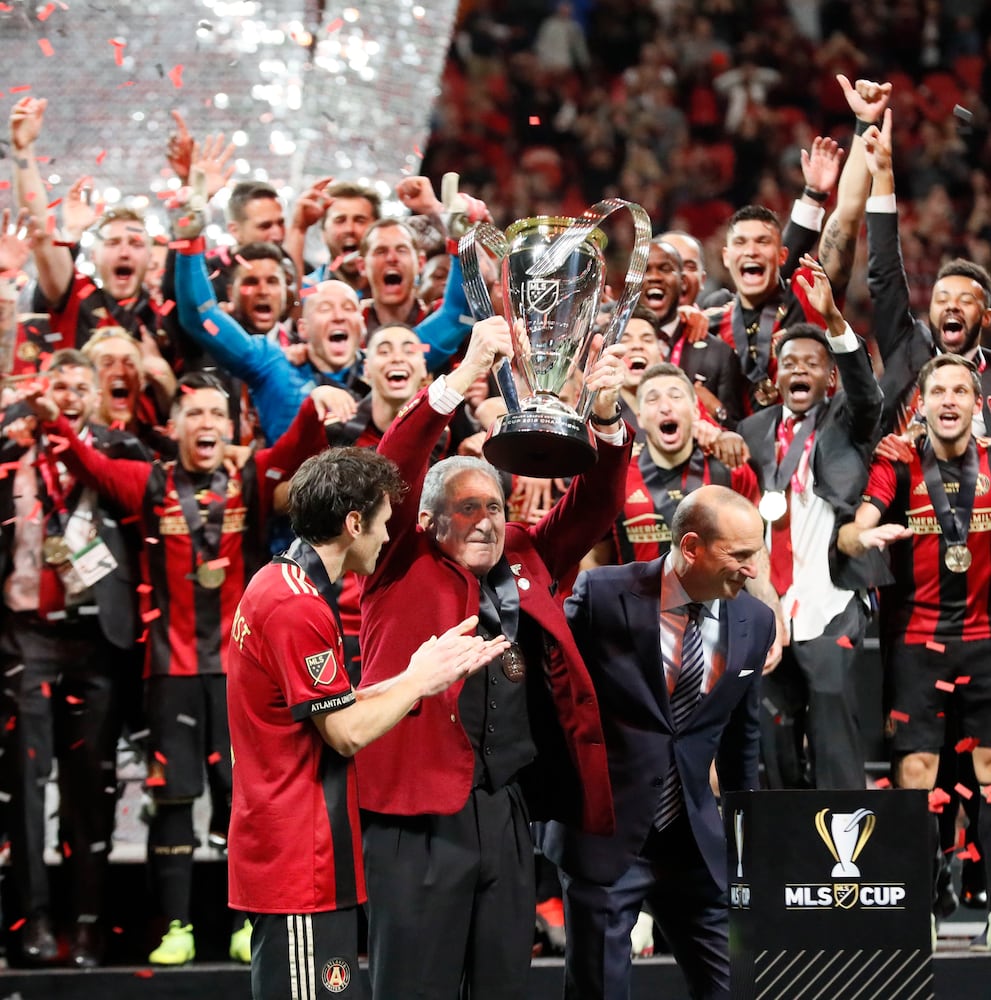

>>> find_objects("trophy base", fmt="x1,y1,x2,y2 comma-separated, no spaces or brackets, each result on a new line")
483,410,597,478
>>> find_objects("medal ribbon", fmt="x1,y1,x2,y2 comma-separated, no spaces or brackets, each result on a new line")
639,446,707,534
730,300,778,384
761,408,819,494
173,465,229,568
919,436,977,549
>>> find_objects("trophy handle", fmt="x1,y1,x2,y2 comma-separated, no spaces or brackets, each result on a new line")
544,200,650,420
458,225,520,413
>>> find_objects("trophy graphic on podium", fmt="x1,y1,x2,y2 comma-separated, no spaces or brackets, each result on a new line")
459,199,650,478
815,807,876,878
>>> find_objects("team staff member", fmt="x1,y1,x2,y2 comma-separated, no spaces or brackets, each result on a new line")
227,447,507,999
24,372,331,966
839,354,991,948
356,315,632,999
545,486,774,999
738,259,882,790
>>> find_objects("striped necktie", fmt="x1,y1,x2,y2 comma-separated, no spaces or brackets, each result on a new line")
654,602,706,830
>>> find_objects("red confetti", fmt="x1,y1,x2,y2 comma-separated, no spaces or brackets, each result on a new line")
168,64,184,88
956,737,980,753
109,38,126,66
207,557,230,570
96,150,107,165
956,675,972,685
204,319,219,336
0,181,9,190
134,970,155,979
141,608,162,623
40,682,51,699
959,842,982,863
874,777,892,789
65,695,84,705
889,710,910,723
925,640,945,653
207,751,223,765
9,85,32,94
528,116,541,126
136,583,153,594
46,197,62,209
326,17,343,32
153,751,168,765
835,635,854,649
38,38,54,58
9,918,25,932
69,739,84,750
37,2,56,20
158,299,175,316
928,787,951,813
954,782,974,800
935,679,955,693
120,514,141,524
145,775,165,787
62,841,71,858
113,926,123,935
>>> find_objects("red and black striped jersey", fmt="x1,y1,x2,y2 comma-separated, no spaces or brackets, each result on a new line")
42,397,327,675
864,445,991,644
612,447,759,564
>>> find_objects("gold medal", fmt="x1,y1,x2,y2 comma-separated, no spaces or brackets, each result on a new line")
501,642,526,683
196,563,227,589
42,535,73,566
944,544,972,574
758,491,788,523
753,378,780,406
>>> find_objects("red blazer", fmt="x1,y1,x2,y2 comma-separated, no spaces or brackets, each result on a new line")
355,389,632,835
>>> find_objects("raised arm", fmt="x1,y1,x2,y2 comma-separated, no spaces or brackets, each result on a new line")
9,98,74,305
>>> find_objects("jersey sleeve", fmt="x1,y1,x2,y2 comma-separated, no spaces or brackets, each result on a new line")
263,591,355,720
863,457,897,515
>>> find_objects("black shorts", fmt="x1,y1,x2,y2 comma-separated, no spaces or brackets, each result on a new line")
145,674,232,802
248,910,364,999
887,639,991,755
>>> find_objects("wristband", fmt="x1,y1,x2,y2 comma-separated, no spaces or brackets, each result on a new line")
589,406,623,427
854,117,877,136
802,185,828,204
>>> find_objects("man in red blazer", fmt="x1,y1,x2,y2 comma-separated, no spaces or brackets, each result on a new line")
356,315,632,999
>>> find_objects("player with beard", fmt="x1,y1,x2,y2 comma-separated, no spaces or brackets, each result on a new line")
640,241,746,427
10,99,159,348
738,258,883,792
863,109,991,437
286,179,381,298
81,329,174,450
838,354,991,950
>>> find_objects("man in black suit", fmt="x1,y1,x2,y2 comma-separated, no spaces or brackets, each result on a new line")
544,484,773,1000
0,350,146,967
737,258,883,790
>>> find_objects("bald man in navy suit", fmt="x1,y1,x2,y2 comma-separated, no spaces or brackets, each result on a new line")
544,485,774,999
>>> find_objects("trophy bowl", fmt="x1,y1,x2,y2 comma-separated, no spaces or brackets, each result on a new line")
459,199,650,479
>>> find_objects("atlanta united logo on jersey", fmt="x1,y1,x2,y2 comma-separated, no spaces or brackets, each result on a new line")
322,958,351,992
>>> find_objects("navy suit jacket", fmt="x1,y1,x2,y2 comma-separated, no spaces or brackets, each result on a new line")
543,557,773,889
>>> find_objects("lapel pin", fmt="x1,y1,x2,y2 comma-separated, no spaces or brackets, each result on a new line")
518,578,530,591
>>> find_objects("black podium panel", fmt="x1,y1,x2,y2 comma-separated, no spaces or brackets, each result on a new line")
724,789,934,1000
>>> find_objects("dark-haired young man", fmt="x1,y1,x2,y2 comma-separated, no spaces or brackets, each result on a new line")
24,371,331,966
838,353,991,949
226,447,506,999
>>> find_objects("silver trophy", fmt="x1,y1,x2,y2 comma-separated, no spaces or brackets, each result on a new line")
459,199,650,478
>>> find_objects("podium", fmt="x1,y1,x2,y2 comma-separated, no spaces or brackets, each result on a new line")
724,789,934,1000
